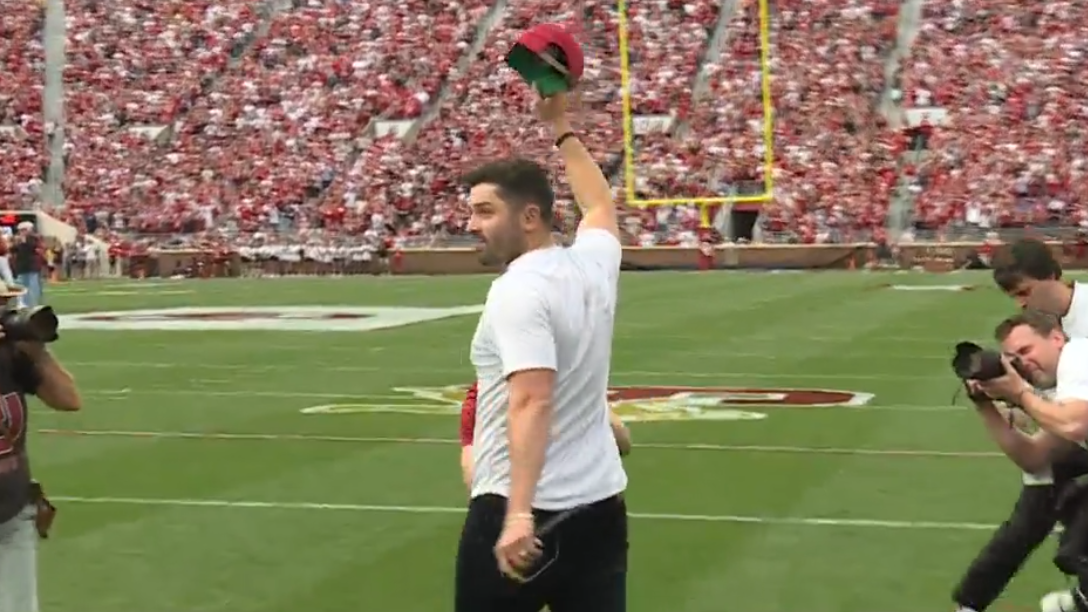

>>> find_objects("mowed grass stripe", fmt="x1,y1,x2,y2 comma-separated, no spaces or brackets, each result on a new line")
36,427,1007,456
51,494,1000,531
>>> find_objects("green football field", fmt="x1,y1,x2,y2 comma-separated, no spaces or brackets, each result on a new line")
26,271,1078,612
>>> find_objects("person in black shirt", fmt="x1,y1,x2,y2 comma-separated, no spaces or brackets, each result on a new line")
11,224,43,308
0,283,82,612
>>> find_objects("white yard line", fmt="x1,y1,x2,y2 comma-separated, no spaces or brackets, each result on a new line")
65,361,951,381
37,428,1001,458
48,495,998,531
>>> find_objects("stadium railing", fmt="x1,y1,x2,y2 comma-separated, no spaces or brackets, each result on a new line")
92,238,1086,279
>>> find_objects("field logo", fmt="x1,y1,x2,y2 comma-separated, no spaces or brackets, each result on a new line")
604,386,871,421
301,385,873,421
59,306,483,332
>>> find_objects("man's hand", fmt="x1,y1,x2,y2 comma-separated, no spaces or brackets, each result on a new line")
609,410,632,456
494,514,541,582
536,91,568,125
968,380,1038,431
15,340,82,411
974,355,1029,405
14,339,46,360
964,380,991,404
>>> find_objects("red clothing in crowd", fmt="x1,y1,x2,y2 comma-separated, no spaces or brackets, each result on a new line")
459,382,478,447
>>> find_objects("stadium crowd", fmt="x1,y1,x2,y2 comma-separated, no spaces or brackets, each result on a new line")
0,0,1083,252
900,0,1088,234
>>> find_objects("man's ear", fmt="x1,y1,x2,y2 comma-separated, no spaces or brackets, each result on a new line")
522,203,543,228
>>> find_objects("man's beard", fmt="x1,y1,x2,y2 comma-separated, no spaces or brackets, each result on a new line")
478,232,525,266
477,243,503,266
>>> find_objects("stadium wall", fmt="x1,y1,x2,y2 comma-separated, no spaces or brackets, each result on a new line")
130,242,1087,277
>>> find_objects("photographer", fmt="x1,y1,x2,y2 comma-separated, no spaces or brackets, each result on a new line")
948,241,1088,612
0,284,81,612
972,310,1088,612
11,223,43,308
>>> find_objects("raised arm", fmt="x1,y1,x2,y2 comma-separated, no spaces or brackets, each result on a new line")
538,92,618,239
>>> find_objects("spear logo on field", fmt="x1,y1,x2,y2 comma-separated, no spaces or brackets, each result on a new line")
301,385,874,421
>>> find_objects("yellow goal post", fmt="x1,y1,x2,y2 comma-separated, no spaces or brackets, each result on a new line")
616,0,775,226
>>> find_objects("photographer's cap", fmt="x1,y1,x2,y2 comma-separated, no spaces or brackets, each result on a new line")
0,283,27,298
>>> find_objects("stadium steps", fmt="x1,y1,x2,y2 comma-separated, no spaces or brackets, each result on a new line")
41,2,64,208
147,0,290,148
878,0,924,128
301,0,509,210
604,0,739,189
41,0,285,210
403,0,510,144
886,147,927,238
672,0,740,140
881,0,926,238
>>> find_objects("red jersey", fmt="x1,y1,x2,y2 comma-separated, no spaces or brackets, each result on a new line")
459,382,478,447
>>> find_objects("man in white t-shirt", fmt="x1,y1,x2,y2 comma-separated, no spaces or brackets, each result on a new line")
949,241,1088,612
993,239,1088,337
973,310,1088,612
454,91,628,612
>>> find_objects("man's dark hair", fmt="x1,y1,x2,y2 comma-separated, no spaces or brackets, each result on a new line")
994,309,1063,342
462,158,555,223
992,239,1062,290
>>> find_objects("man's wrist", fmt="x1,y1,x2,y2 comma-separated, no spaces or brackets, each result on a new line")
550,119,574,136
1015,387,1033,406
505,511,534,525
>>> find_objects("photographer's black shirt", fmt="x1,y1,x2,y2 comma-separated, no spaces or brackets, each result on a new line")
0,347,43,524
13,235,41,275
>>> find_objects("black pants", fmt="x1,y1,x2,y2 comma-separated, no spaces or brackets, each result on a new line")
954,451,1088,611
455,493,628,612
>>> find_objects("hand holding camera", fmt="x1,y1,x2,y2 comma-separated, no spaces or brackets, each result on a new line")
952,341,1032,406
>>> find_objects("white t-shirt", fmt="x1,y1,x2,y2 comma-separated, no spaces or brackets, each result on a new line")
1063,282,1088,338
1055,337,1088,405
1021,286,1088,484
1018,283,1088,481
469,228,629,510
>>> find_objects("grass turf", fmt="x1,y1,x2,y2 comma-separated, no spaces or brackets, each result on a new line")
25,271,1074,611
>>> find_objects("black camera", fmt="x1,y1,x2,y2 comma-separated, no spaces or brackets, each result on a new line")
951,341,1031,381
0,305,59,344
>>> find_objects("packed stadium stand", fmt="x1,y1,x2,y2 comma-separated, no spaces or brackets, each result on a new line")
900,1,1088,236
1,0,1083,254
